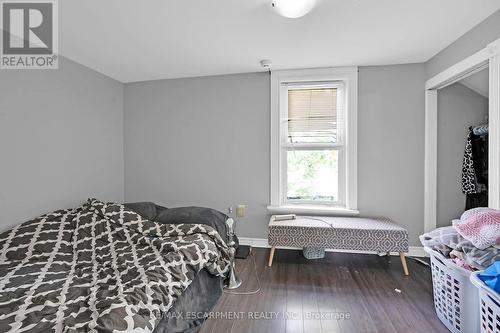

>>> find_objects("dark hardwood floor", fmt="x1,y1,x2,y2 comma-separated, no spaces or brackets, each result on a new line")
200,248,448,333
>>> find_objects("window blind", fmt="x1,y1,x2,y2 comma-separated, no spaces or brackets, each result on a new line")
287,88,338,143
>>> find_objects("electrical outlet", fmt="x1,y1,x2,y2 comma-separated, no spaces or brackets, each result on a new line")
236,205,245,217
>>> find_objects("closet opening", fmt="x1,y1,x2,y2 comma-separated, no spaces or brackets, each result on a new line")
437,68,489,227
424,36,500,233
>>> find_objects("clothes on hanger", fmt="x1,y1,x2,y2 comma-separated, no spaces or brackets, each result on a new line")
462,127,488,210
466,193,488,210
462,128,478,194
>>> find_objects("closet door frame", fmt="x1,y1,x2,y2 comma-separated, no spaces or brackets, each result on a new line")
424,37,500,233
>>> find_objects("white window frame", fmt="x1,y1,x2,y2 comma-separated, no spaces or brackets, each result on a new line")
281,82,346,207
268,67,359,216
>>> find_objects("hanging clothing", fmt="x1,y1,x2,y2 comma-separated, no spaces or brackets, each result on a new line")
462,128,489,210
462,128,478,194
466,193,488,210
471,132,488,187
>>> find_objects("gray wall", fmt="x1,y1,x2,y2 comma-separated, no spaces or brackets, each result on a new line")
426,9,500,79
358,64,426,246
0,57,124,230
436,83,489,227
124,65,428,246
124,73,270,238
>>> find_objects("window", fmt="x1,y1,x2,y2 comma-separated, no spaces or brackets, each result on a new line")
285,84,343,205
269,68,358,215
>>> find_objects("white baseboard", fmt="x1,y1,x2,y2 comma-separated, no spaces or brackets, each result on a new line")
238,237,428,257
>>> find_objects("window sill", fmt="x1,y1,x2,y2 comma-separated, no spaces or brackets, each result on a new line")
267,205,359,216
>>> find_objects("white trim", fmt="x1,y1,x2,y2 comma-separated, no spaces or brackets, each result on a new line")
424,89,437,233
426,47,490,90
424,38,500,232
239,237,427,257
406,246,428,258
489,40,500,209
267,205,359,216
270,69,280,207
238,237,270,248
270,67,358,212
346,69,358,211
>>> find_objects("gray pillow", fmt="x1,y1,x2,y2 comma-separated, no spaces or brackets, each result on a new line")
125,202,237,246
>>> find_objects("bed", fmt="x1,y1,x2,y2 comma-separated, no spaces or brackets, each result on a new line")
0,199,233,333
124,202,237,333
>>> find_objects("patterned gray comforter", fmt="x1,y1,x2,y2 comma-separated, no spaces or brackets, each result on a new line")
0,199,230,332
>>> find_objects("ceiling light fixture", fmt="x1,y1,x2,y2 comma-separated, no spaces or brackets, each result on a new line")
271,0,317,19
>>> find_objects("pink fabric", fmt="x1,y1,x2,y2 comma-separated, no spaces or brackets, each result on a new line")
460,207,494,222
451,258,475,271
455,210,500,250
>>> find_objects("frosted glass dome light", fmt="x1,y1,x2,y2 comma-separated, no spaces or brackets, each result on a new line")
272,0,317,18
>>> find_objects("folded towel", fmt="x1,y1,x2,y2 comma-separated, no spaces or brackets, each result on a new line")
455,210,500,250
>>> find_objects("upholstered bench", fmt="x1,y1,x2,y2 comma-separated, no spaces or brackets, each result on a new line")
267,215,410,275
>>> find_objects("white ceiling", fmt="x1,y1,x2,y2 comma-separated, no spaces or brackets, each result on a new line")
460,68,489,98
59,0,500,83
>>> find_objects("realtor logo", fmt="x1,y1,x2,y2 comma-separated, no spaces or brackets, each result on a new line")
1,0,58,69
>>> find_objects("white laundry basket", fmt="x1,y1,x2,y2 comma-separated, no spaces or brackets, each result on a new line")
424,247,479,333
470,271,500,333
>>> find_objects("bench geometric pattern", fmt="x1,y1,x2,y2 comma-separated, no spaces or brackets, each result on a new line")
268,216,409,253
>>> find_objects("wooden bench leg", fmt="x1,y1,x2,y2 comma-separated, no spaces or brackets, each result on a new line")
268,246,276,267
400,252,409,276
